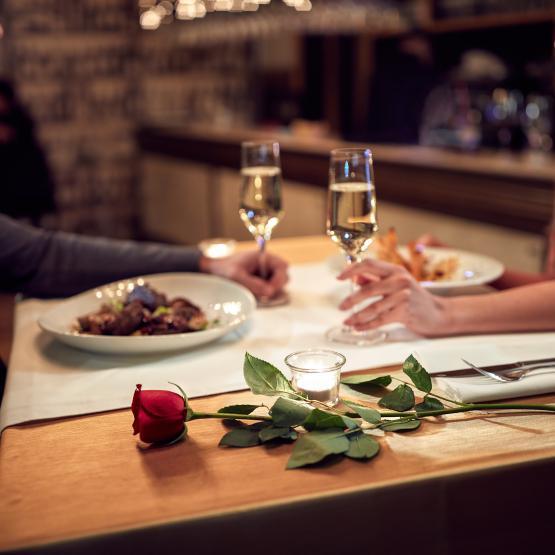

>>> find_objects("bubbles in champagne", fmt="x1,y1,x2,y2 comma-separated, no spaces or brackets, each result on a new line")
239,166,284,239
327,182,377,258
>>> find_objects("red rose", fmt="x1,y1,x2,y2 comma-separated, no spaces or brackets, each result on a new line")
132,384,186,444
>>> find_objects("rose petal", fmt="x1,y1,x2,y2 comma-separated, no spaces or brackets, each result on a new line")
131,385,142,435
140,390,185,419
136,408,185,444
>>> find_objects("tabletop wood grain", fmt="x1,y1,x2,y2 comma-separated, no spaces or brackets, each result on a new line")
1,236,555,553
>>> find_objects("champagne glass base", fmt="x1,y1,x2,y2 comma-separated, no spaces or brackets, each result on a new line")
257,291,290,308
325,326,386,346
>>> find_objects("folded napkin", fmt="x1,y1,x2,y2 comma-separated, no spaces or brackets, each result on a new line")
416,340,555,403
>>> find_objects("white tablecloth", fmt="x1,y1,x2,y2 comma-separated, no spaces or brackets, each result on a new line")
2,262,554,431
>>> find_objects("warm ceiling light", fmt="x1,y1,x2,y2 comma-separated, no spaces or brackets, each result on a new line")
140,9,162,29
214,0,233,10
176,3,197,18
295,0,311,11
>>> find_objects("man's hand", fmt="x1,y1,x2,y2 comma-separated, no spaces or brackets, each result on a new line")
199,250,289,299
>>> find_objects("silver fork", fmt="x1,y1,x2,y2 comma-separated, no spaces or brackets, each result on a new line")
461,358,555,383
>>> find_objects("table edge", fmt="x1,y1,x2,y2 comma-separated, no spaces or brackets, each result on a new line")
3,449,555,553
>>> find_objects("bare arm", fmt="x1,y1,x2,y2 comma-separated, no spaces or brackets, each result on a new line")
490,269,554,290
447,281,555,334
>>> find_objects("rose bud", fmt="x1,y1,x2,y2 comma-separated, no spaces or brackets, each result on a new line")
132,384,187,444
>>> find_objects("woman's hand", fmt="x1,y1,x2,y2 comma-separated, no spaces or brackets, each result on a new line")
338,259,452,337
200,250,289,299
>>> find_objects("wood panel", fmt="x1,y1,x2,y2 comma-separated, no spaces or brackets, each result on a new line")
0,294,14,363
375,162,554,234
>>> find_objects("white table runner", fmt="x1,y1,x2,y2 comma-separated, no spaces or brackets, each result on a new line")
2,262,555,432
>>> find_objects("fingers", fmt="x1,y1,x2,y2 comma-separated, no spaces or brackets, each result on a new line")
338,258,405,281
233,252,289,299
234,270,274,298
339,273,413,310
344,289,410,328
352,303,407,331
268,262,289,292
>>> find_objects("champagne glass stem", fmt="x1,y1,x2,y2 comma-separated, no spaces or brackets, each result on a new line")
256,235,267,280
345,254,359,328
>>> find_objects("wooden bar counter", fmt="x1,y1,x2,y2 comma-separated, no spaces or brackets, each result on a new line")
1,237,555,554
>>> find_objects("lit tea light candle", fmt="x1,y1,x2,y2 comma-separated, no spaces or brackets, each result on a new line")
284,349,346,407
198,238,237,259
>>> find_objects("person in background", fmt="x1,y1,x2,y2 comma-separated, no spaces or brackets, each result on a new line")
0,79,56,224
0,213,288,299
419,50,508,150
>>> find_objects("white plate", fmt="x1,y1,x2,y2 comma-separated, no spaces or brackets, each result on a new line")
328,247,504,290
38,273,256,354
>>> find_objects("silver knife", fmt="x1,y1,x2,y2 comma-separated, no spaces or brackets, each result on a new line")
431,357,555,378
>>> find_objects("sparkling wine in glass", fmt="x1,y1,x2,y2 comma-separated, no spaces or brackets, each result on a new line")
326,148,386,345
239,140,287,306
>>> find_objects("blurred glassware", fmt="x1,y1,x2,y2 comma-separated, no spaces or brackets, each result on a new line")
239,140,287,307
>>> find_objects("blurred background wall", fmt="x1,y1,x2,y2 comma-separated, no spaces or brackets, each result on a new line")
0,0,252,237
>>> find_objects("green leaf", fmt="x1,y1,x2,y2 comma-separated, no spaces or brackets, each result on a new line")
303,408,358,431
286,429,349,469
217,404,260,416
403,354,432,394
341,374,392,387
110,299,124,313
248,421,272,432
243,352,297,398
152,306,170,317
342,400,381,424
219,428,260,448
378,384,415,412
259,426,298,443
345,433,380,460
270,397,312,427
168,381,193,422
415,396,444,414
380,419,421,432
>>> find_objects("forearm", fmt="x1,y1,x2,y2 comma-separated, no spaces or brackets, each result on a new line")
490,269,552,290
28,235,202,297
0,216,202,297
445,281,555,335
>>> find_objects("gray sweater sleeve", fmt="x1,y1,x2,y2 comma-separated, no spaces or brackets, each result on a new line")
0,214,202,297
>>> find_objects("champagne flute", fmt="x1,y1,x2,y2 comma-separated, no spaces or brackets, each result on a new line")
239,140,288,306
326,148,386,345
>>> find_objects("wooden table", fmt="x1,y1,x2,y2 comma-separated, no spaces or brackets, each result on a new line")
1,236,554,554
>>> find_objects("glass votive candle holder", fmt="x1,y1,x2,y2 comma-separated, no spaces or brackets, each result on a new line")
284,349,346,407
198,238,237,259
